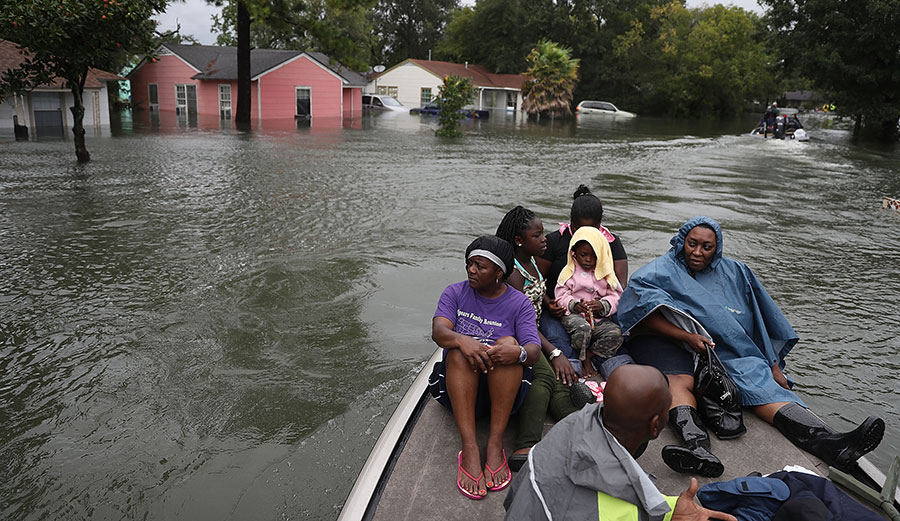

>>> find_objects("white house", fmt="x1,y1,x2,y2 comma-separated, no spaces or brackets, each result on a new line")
368,59,528,111
1,39,121,137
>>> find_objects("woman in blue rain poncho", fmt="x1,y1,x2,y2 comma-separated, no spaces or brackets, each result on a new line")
617,217,884,478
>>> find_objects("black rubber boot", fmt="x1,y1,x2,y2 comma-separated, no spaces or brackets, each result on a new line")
661,406,724,477
773,402,884,472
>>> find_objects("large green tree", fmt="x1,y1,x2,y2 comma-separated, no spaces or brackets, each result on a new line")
521,40,580,119
761,0,900,139
0,0,169,162
434,0,669,101
612,2,775,116
370,0,459,65
211,0,375,70
435,0,776,117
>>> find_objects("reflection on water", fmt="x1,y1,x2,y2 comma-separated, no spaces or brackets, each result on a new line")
1,110,898,520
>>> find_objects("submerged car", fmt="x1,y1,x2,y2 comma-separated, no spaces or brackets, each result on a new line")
409,103,489,119
362,94,406,112
575,100,636,118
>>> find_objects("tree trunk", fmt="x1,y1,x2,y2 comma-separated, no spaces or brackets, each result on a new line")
70,80,90,163
880,117,899,142
235,0,252,125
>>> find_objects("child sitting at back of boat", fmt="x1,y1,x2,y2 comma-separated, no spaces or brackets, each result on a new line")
555,226,624,379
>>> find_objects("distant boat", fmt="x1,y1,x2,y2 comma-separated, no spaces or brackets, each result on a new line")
751,108,809,141
339,347,898,521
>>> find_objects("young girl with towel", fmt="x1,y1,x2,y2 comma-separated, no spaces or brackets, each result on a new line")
555,226,624,378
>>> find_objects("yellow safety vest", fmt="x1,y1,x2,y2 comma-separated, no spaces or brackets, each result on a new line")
596,492,679,521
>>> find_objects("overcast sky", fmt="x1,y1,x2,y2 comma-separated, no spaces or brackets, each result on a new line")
155,0,764,46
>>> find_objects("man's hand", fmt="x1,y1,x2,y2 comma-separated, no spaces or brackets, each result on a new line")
671,478,738,521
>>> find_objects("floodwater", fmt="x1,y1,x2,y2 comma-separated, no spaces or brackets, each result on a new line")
1,110,898,520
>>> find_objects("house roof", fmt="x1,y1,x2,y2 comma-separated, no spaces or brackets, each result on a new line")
0,39,123,90
158,43,367,86
380,59,529,91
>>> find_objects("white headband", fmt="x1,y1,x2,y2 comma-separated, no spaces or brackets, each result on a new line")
468,249,506,274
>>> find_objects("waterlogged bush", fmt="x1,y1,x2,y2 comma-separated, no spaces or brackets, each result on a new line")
435,75,475,138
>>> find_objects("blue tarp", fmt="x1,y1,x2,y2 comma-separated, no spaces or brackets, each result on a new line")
617,216,804,406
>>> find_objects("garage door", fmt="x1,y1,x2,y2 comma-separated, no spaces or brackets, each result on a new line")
31,92,64,136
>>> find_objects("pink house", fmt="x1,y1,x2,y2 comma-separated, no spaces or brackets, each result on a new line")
128,44,365,125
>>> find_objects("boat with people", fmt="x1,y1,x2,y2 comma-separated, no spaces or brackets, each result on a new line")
751,106,809,141
339,195,895,521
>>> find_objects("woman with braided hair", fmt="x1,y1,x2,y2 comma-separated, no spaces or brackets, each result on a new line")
496,206,580,472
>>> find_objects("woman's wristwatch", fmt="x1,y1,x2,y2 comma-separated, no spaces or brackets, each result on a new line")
548,348,563,361
518,346,528,364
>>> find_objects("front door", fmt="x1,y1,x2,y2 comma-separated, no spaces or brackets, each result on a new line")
296,87,311,119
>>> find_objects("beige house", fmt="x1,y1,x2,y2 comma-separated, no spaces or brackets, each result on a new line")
368,59,528,112
1,39,121,137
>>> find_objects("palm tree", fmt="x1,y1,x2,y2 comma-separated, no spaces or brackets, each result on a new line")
521,40,580,120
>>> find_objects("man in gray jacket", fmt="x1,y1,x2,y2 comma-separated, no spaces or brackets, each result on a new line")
503,364,736,521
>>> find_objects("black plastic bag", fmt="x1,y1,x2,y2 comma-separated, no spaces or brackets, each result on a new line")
694,346,746,439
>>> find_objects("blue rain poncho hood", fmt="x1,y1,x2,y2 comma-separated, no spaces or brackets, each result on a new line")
670,216,724,273
617,217,803,406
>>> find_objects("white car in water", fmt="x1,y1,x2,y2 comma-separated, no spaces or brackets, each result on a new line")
362,94,406,112
575,100,636,118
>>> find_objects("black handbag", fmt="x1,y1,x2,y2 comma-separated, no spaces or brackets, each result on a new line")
694,346,746,439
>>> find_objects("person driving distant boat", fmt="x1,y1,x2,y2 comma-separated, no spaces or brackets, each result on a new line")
428,235,541,500
616,216,884,478
762,102,778,137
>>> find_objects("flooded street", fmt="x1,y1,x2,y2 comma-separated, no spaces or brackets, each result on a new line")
1,111,899,520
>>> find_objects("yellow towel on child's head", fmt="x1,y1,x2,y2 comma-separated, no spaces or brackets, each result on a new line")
557,226,620,291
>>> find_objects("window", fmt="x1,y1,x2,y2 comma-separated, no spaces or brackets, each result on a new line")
377,85,398,98
420,88,432,106
175,84,186,114
174,84,197,116
296,87,311,118
218,84,232,120
506,91,517,110
148,84,159,112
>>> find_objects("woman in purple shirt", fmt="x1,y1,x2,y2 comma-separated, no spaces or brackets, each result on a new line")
429,236,541,500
